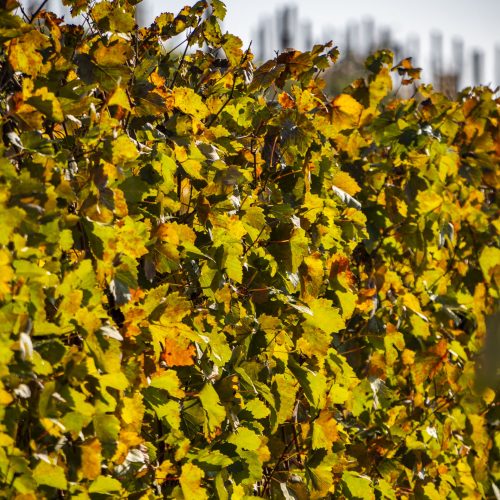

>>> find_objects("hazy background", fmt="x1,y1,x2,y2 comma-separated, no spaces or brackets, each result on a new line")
142,0,500,87
21,0,500,88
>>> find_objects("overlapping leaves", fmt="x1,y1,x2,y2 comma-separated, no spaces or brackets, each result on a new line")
0,1,498,498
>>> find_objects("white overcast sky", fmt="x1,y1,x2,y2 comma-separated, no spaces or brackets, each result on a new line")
140,0,500,86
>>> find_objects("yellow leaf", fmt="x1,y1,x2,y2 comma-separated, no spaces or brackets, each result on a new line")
121,393,145,431
173,87,209,120
81,438,102,480
416,190,442,213
225,252,243,283
0,387,14,405
336,289,357,320
304,298,345,335
274,373,298,425
199,383,226,438
156,460,175,483
180,463,207,500
402,349,415,366
409,314,430,339
297,326,331,360
108,86,132,111
300,252,324,299
113,188,129,217
150,370,185,398
0,433,14,447
402,293,422,313
112,134,138,164
438,151,459,181
332,171,361,196
479,246,500,284
8,30,50,76
331,94,363,131
232,484,246,499
33,461,68,490
40,417,65,437
156,222,196,264
159,292,192,323
0,249,13,300
119,226,149,261
312,409,339,449
59,289,83,317
368,67,392,107
93,39,132,66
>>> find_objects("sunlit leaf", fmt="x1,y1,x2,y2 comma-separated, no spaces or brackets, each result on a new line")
180,463,208,499
199,383,226,437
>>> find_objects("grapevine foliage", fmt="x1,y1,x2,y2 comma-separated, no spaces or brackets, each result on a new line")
0,1,498,498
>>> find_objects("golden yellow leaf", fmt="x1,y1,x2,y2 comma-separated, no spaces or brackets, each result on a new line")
173,87,209,120
312,409,339,449
331,94,363,131
156,460,175,483
113,188,129,217
108,86,132,111
59,290,83,316
156,222,195,245
479,246,500,284
297,326,331,360
8,30,50,76
112,134,139,164
332,171,361,196
93,39,132,66
81,438,102,480
0,386,13,406
300,252,324,299
121,393,145,431
402,293,422,313
416,190,442,213
0,250,13,300
180,463,207,500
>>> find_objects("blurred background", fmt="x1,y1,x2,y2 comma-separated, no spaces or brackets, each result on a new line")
20,0,500,94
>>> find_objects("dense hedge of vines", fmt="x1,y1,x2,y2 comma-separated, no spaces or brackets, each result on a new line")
0,0,498,498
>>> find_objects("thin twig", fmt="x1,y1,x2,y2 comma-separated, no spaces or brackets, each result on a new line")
17,4,30,22
170,35,190,88
29,0,50,23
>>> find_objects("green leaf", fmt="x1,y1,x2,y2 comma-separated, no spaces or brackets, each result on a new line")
288,359,326,410
342,471,374,499
199,383,226,436
244,398,270,419
33,461,67,490
227,427,261,451
210,0,227,20
89,475,123,494
149,370,185,399
93,414,120,443
304,298,345,335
